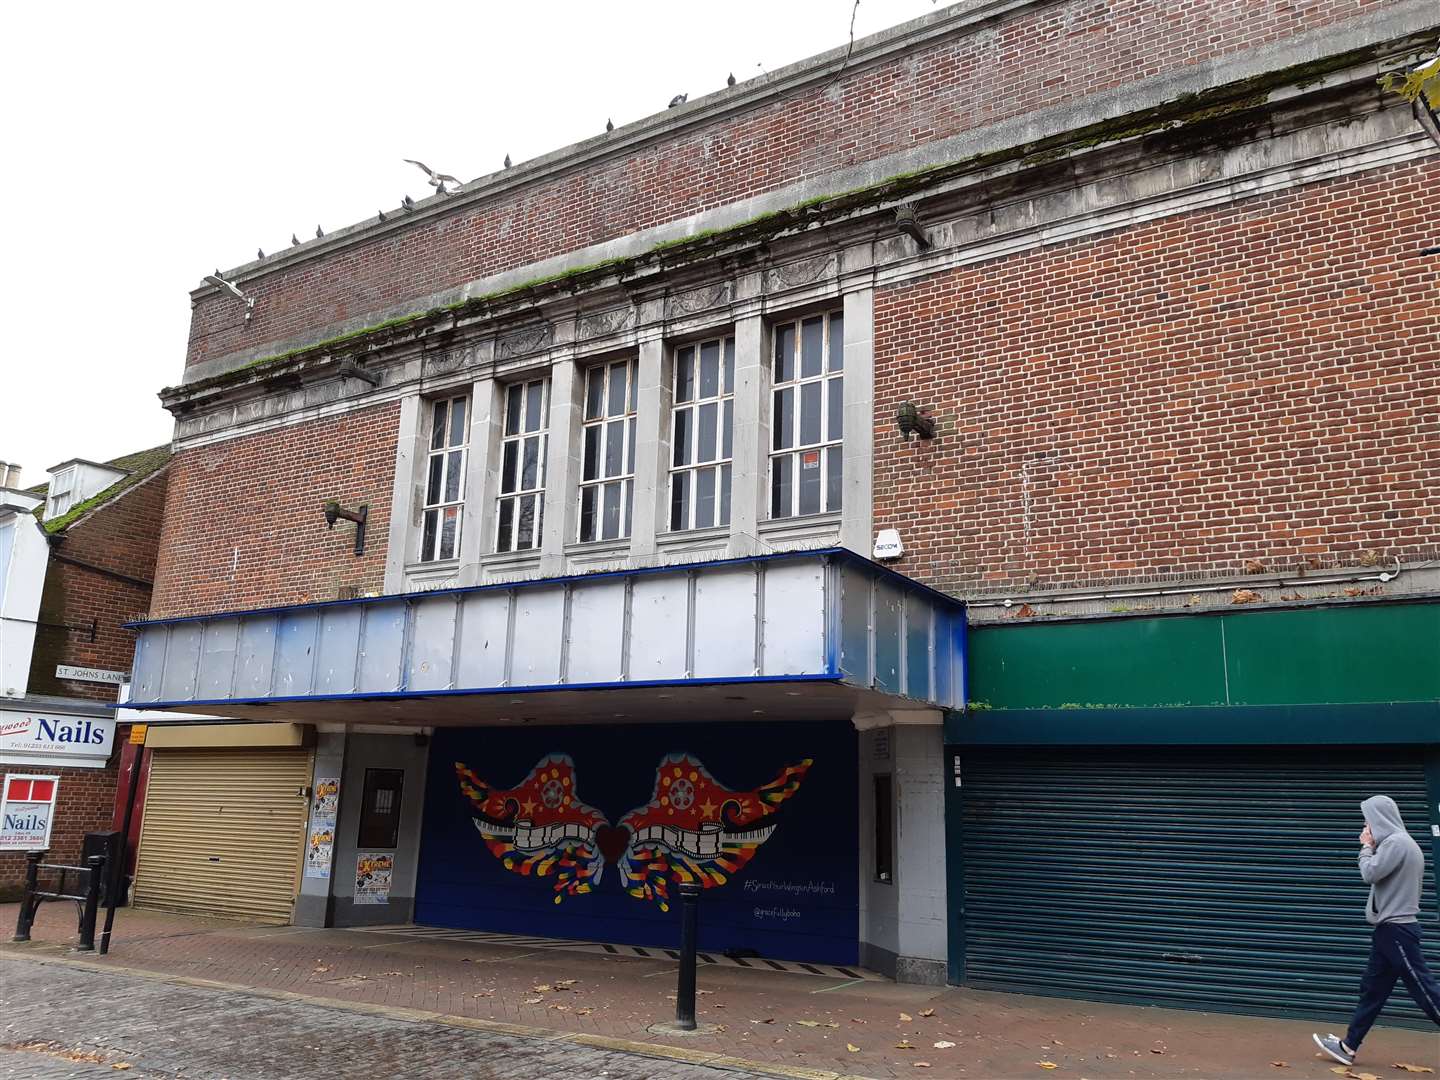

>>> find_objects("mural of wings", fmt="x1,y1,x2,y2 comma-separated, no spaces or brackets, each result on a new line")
454,755,607,904
616,754,813,912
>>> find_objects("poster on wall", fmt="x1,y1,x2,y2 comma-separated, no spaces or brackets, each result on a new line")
355,852,394,904
0,774,60,850
415,721,859,964
304,776,341,880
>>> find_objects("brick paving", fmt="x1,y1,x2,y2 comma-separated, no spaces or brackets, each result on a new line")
3,903,1436,1079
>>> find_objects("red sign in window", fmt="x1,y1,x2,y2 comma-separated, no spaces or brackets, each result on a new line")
28,779,55,802
6,778,31,801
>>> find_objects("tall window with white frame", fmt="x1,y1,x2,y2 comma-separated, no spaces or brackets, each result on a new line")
578,358,637,543
495,378,548,553
770,310,843,519
46,467,76,519
670,334,735,532
419,395,468,562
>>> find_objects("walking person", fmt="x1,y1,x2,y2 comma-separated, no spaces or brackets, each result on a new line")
1313,795,1440,1066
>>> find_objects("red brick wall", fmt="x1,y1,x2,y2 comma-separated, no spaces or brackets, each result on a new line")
873,157,1440,594
28,470,168,703
150,403,399,618
0,759,120,899
185,0,1392,372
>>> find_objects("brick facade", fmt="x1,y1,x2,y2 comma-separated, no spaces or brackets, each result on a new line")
185,0,1396,373
0,759,123,901
149,403,398,619
872,156,1440,595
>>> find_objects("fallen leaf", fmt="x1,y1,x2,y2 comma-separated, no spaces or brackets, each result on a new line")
576,1008,593,1016
847,1044,860,1053
899,1012,914,1022
796,1020,839,1028
532,984,553,992
111,1067,133,1073
554,979,576,988
851,1018,867,1024
1331,1069,1351,1076
1395,1068,1436,1076
523,996,543,1005
1037,1064,1059,1070
1151,1048,1167,1055
896,1040,916,1049
1270,1064,1288,1069
919,1008,935,1017
914,1064,932,1069
935,1041,957,1049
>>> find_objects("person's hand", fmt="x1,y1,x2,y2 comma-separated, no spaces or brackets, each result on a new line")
1359,824,1374,848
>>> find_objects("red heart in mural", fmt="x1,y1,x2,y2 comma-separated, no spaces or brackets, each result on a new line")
595,824,631,865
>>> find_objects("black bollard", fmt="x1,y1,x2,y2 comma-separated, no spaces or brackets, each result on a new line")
77,855,105,952
674,882,702,1031
13,851,42,943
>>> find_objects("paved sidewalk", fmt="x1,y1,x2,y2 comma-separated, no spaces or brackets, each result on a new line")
3,903,1435,1079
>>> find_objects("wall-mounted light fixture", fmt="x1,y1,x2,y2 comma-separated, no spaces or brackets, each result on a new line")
896,401,936,440
323,501,368,555
894,203,931,251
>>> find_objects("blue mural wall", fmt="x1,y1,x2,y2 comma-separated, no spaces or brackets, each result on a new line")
415,720,859,964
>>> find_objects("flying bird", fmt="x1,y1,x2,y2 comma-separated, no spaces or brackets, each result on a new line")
668,93,688,108
315,225,324,239
404,159,461,195
503,154,512,168
606,118,614,132
291,234,301,246
401,194,416,211
727,72,736,86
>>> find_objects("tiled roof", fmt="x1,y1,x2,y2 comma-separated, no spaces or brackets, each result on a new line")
28,443,173,534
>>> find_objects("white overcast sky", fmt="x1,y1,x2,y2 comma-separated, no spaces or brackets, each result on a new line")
0,0,942,479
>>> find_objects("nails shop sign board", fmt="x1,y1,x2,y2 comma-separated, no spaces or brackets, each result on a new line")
0,709,115,769
0,775,59,850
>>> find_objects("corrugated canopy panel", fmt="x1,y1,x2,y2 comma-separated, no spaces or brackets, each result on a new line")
125,549,965,720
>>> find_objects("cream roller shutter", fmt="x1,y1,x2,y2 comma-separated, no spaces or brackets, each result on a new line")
134,748,312,924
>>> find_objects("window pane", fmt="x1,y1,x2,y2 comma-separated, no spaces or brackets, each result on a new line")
604,419,625,477
583,426,600,482
525,381,545,433
798,449,822,515
699,341,720,398
521,436,540,490
774,323,795,382
449,398,467,447
673,408,692,467
422,508,438,560
828,313,844,371
536,494,545,540
430,400,448,450
801,316,824,378
579,486,597,543
628,361,638,412
585,367,605,420
826,446,843,512
626,417,636,475
496,499,514,553
697,402,717,462
799,382,822,446
670,471,690,531
719,463,732,526
623,479,634,537
602,481,622,540
771,455,793,519
439,505,460,559
426,454,444,504
773,387,794,450
607,362,627,417
675,347,694,402
696,467,716,530
505,385,522,437
500,441,518,494
444,450,463,502
517,495,536,550
724,337,735,394
828,376,844,442
722,399,733,461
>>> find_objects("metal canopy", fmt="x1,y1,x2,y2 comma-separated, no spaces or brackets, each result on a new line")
124,548,965,723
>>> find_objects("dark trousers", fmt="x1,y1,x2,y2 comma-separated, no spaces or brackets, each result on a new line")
1345,922,1440,1050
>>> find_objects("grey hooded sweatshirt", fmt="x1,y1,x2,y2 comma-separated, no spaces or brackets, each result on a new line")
1358,795,1423,926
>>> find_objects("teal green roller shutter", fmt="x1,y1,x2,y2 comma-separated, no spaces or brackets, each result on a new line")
959,748,1438,1026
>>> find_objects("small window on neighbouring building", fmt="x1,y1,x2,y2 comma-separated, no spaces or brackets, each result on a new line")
357,768,405,849
770,311,844,519
578,357,637,543
420,396,468,562
496,378,549,553
874,774,894,884
46,467,76,519
669,334,735,532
